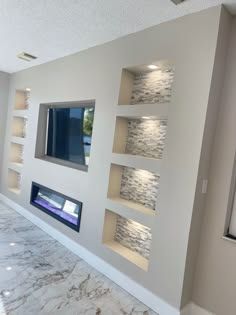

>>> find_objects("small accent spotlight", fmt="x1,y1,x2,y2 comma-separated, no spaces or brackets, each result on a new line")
147,65,158,70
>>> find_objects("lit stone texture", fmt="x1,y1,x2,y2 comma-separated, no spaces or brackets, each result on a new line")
125,118,167,159
115,215,152,259
130,68,174,104
120,167,159,210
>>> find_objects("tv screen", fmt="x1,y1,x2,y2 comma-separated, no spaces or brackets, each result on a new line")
46,106,94,167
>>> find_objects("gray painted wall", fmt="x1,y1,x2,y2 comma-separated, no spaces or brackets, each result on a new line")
0,71,9,176
192,17,236,315
0,6,225,310
181,7,232,308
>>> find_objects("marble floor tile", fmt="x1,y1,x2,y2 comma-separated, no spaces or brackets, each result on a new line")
0,202,157,315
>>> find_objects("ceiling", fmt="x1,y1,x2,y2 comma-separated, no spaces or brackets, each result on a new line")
0,0,236,73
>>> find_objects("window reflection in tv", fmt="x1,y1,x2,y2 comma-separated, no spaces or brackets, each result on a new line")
46,106,94,166
31,182,82,231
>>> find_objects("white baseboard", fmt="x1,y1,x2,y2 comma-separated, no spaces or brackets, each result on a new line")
0,193,180,315
181,303,215,315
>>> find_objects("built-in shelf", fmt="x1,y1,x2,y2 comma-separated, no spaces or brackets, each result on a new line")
9,187,21,195
9,142,24,164
8,168,21,195
111,153,162,174
14,89,30,110
103,209,151,271
11,136,25,145
108,164,160,213
107,196,155,218
105,240,149,271
9,162,23,173
11,116,27,138
7,89,30,195
113,116,167,160
116,103,169,118
118,62,174,106
12,110,28,118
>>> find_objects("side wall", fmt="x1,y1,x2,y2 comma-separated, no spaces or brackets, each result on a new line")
0,71,9,176
0,6,223,311
193,17,236,315
181,7,232,308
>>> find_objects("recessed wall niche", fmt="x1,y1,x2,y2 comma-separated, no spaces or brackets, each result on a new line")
113,116,167,159
103,209,152,270
9,142,24,166
118,63,174,105
11,116,27,138
8,168,21,194
14,89,30,110
108,164,159,213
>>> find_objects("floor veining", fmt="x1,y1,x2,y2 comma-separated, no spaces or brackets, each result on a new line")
0,202,156,315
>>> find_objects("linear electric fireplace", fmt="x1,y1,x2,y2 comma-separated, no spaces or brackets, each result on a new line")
30,182,82,232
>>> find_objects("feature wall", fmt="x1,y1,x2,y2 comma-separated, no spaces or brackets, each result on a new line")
0,6,231,314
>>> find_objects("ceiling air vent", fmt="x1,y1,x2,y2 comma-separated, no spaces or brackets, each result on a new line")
170,0,186,4
17,52,37,62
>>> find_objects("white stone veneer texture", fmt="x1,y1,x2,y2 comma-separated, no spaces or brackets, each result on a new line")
115,215,152,259
130,68,174,104
120,167,159,210
125,118,167,159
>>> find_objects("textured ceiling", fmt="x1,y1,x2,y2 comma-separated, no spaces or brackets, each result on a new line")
0,0,236,73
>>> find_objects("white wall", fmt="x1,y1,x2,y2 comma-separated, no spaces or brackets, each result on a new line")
0,6,226,312
0,71,9,175
193,17,236,315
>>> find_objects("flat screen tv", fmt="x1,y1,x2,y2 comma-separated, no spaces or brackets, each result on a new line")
46,105,94,168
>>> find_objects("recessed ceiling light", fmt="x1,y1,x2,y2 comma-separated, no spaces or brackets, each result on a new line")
147,65,158,70
17,52,37,62
170,0,186,4
3,290,10,297
6,267,12,271
9,242,15,246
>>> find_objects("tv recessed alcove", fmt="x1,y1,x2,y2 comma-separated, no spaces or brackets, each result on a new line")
30,182,83,232
35,100,95,172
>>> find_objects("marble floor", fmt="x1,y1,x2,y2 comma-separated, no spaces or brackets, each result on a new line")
0,201,156,315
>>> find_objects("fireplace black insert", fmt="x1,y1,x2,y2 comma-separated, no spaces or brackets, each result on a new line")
30,182,82,232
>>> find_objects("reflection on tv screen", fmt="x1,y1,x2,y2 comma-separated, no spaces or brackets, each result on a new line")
46,106,94,166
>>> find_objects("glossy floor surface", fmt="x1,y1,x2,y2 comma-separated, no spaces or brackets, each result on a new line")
0,202,156,315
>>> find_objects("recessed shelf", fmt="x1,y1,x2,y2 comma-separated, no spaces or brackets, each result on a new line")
8,168,21,195
9,187,20,195
108,164,160,212
103,209,151,271
107,196,155,217
11,136,25,145
116,103,169,118
14,89,30,110
11,116,27,138
9,162,23,173
12,110,28,118
9,142,24,165
111,153,162,174
118,62,174,106
113,116,167,160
